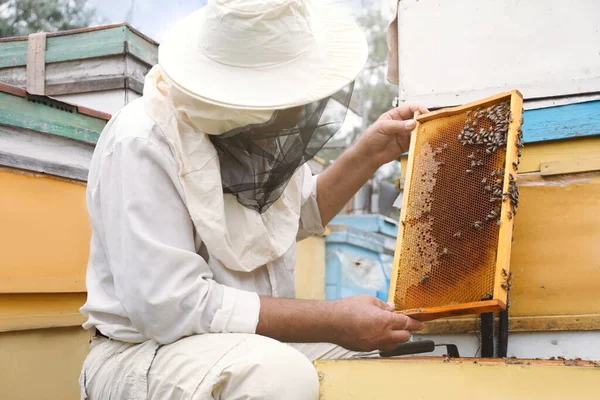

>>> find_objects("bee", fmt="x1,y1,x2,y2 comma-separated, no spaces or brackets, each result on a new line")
440,248,450,258
483,291,493,300
502,268,508,277
401,220,406,226
443,143,449,150
354,261,362,267
481,178,487,184
453,231,462,239
439,162,445,167
496,219,501,226
501,282,509,290
468,152,476,160
472,221,483,229
512,161,519,170
421,275,429,284
508,211,513,220
466,169,473,174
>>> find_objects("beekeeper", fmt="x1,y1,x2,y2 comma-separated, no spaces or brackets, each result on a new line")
79,0,427,398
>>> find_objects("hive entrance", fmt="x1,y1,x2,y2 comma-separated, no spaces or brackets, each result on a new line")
390,91,523,321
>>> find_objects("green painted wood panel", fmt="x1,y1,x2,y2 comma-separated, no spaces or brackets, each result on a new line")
45,26,127,64
126,30,158,66
0,26,158,69
0,92,106,144
0,40,28,68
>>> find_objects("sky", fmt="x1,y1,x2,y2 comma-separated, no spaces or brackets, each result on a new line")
87,0,372,42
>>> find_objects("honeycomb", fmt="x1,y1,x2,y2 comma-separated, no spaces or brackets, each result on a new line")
392,92,523,320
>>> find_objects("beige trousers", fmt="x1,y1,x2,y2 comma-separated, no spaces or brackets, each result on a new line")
79,333,356,400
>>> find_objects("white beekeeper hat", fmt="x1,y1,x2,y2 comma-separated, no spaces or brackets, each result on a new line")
158,0,368,110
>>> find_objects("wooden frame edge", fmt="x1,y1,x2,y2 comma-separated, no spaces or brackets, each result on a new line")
493,91,524,305
398,300,505,322
416,90,519,123
388,111,421,303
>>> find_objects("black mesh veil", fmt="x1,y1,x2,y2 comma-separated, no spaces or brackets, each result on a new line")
210,82,354,213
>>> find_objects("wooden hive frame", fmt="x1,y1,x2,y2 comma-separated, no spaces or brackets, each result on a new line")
389,90,524,321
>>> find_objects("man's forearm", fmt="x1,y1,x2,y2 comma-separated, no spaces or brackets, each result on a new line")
316,144,379,225
256,297,339,343
256,295,424,351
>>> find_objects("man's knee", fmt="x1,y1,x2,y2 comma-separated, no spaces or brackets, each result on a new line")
216,335,320,400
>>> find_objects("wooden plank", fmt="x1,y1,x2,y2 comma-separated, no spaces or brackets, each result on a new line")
415,91,519,123
400,132,600,178
126,29,159,66
387,111,420,304
420,314,600,335
25,33,47,95
0,91,106,144
519,137,600,174
493,92,523,306
316,358,600,400
295,237,326,300
0,40,28,68
509,171,600,317
0,152,89,182
45,26,127,65
522,100,600,144
540,157,600,176
0,327,90,400
401,300,505,322
46,76,126,96
0,170,90,294
0,26,126,69
0,293,86,332
0,278,84,294
0,25,157,69
0,81,26,97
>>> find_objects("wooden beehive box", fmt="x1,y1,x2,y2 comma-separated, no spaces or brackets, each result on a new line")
0,23,157,115
0,81,108,304
389,91,524,321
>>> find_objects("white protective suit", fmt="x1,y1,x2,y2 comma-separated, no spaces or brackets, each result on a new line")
79,67,355,399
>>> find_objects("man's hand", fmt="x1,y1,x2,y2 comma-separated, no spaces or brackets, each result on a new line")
354,104,430,170
316,104,429,225
257,296,424,352
329,295,425,352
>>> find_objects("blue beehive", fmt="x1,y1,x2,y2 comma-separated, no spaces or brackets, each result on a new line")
326,215,398,301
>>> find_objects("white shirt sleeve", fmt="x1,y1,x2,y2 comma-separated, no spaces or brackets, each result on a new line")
297,164,326,241
93,136,260,344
